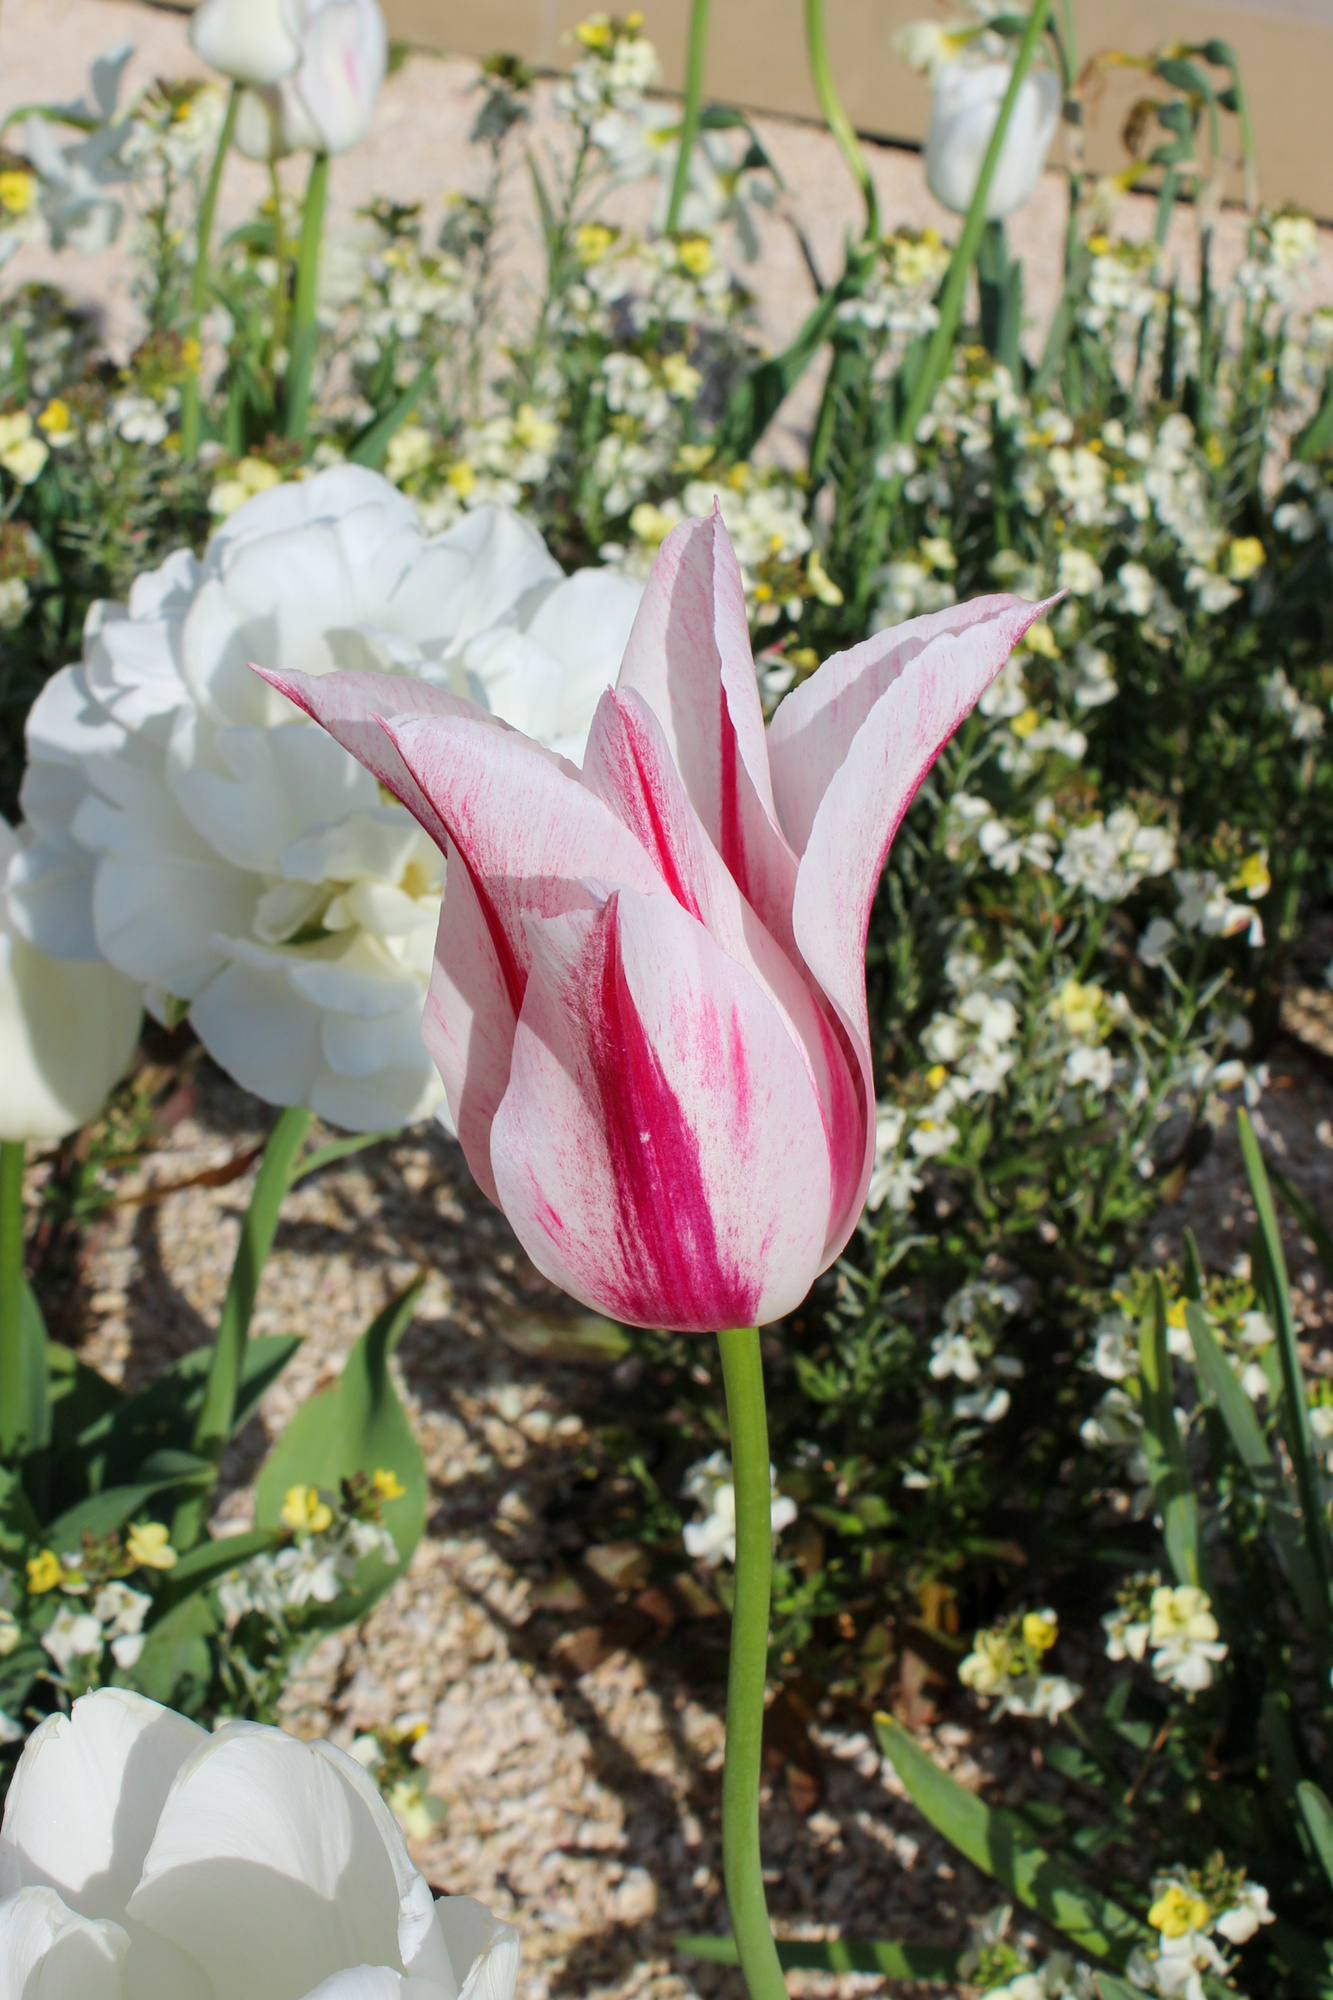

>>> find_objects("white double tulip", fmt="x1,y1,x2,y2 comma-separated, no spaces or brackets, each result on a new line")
0,1686,520,2000
228,0,388,159
8,466,643,1132
0,817,140,1145
924,58,1061,220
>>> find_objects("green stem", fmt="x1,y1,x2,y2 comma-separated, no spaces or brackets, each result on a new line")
717,1326,788,2000
804,0,878,241
897,0,1054,448
282,150,330,443
665,0,711,235
173,1106,310,1548
0,1143,24,1458
180,80,240,460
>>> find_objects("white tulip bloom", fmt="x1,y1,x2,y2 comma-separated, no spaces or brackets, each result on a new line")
925,59,1060,220
9,467,642,1131
0,1687,520,2000
0,817,141,1145
234,0,387,158
189,0,302,86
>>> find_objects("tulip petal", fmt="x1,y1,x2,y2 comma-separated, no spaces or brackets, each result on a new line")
490,887,831,1330
768,596,1049,854
385,711,665,1010
420,844,515,1203
299,1972,451,2000
0,1689,205,1916
0,1886,128,2000
248,666,495,858
791,600,1048,1250
614,514,798,942
428,1896,520,2000
128,1724,435,2000
582,687,864,1244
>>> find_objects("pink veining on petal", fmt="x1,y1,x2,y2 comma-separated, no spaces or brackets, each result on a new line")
490,888,832,1331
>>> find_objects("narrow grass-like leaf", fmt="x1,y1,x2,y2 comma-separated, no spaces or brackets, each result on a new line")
676,1934,959,1980
1186,1300,1328,1653
875,1716,1150,1964
1138,1279,1201,1589
46,1467,210,1553
348,367,433,470
288,1130,397,1186
1237,1111,1333,1624
1298,1781,1333,1894
1269,1164,1333,1291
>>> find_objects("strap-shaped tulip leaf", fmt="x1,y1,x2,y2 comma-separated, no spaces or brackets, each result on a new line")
677,1933,960,1981
253,1278,426,1623
125,1592,215,1711
44,1458,211,1554
875,1715,1151,1964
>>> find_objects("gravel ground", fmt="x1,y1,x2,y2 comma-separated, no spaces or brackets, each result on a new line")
20,1008,1333,2000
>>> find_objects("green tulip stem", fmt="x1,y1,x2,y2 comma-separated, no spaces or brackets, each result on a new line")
0,1142,25,1457
898,0,1054,449
717,1325,789,2000
173,1105,311,1550
180,79,240,460
665,0,712,235
283,149,331,444
805,0,878,243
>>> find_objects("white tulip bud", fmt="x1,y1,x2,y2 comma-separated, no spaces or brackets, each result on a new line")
924,59,1061,220
189,0,302,87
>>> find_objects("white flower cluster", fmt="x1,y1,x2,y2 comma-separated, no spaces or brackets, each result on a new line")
1103,1579,1227,1694
926,1279,1025,1427
615,464,814,618
1055,809,1176,903
1129,1867,1273,2000
41,1579,151,1674
680,1450,796,1567
553,15,661,141
959,1606,1081,1723
218,1514,399,1622
1264,664,1326,742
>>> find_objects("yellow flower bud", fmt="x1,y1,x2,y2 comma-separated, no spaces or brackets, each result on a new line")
281,1485,334,1534
372,1468,406,1502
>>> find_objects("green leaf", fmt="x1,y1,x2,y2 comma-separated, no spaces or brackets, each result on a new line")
254,1280,427,1623
13,1282,51,1456
1138,1279,1202,1589
125,1591,215,1710
151,1526,278,1617
0,1464,40,1565
676,1935,959,1981
1186,1301,1328,1650
348,364,433,470
1298,1780,1333,1895
102,1335,302,1490
1270,1164,1333,1291
1093,1977,1141,2000
45,1466,208,1555
288,1131,396,1186
875,1716,1150,1964
1237,1111,1333,1623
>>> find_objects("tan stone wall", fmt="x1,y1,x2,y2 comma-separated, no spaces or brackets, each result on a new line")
376,0,1333,217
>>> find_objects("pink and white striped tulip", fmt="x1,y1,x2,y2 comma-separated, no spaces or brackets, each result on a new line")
256,515,1051,1331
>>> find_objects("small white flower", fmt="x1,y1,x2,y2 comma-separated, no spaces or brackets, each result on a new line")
930,1331,981,1382
1214,1881,1273,1944
40,1604,104,1671
1147,1585,1227,1692
1057,546,1103,597
682,1452,794,1567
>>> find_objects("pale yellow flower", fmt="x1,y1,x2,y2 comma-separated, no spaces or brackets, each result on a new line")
1149,1883,1211,1939
127,1521,178,1570
26,1550,61,1594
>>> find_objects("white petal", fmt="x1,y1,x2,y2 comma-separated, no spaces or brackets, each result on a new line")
426,508,559,653
0,1885,127,2000
429,1897,520,2000
0,1690,205,1917
512,568,643,745
300,1972,452,2000
128,1725,434,2000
